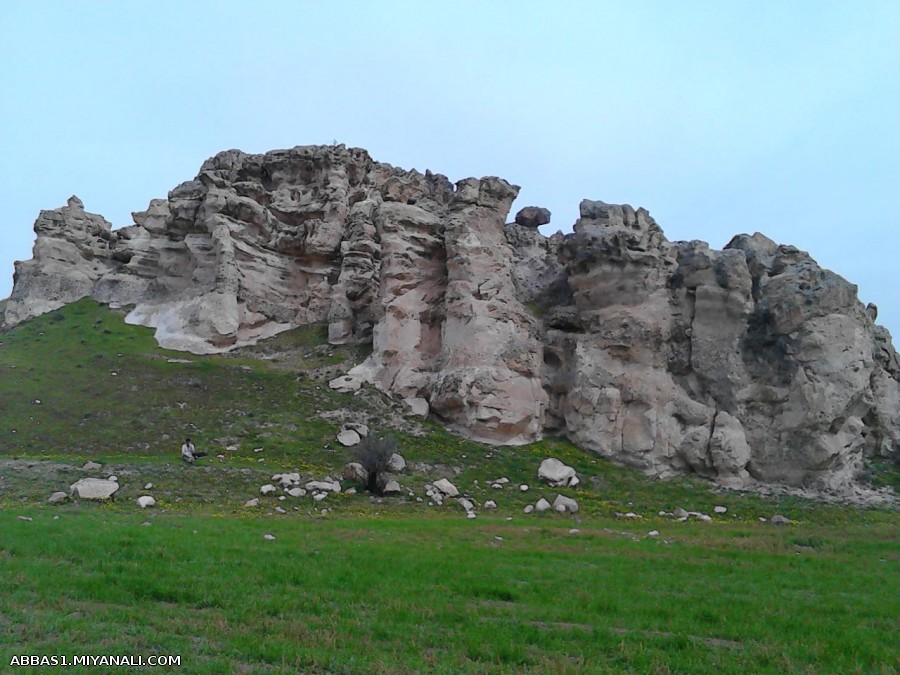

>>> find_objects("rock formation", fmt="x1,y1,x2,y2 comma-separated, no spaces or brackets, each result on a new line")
3,145,898,489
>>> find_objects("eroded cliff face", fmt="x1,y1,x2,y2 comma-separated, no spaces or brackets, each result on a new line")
4,145,898,488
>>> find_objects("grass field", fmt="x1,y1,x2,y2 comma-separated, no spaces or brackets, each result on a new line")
1,300,898,673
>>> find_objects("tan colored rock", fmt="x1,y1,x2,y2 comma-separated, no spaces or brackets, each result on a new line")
5,148,897,492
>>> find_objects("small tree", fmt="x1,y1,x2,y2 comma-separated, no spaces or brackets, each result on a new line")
355,434,397,496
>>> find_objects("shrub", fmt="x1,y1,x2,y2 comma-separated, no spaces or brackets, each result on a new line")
355,434,397,495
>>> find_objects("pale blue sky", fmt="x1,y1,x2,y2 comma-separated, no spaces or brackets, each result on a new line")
1,1,898,337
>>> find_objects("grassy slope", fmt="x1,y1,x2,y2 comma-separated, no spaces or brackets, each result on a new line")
0,300,897,673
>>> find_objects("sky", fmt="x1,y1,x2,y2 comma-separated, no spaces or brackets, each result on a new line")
1,1,898,338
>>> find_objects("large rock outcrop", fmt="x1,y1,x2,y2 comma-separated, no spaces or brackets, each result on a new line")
4,145,898,489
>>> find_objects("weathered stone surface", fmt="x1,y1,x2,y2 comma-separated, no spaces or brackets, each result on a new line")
342,462,368,485
387,453,406,473
69,477,119,500
48,491,68,504
137,495,156,508
538,458,579,487
514,206,551,229
432,478,459,498
552,494,579,513
5,146,897,492
336,429,361,447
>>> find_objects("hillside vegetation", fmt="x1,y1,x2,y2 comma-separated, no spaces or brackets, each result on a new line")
0,299,897,673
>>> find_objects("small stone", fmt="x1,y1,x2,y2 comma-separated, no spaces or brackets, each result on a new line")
48,491,68,504
244,498,259,507
758,517,768,522
624,512,641,519
217,454,225,459
696,514,713,522
260,485,277,495
286,488,306,498
519,484,529,492
136,496,156,509
568,528,580,535
552,494,579,513
275,506,287,514
483,500,497,509
263,534,276,541
466,512,477,519
770,515,792,526
534,498,552,513
672,507,689,519
144,483,153,490
523,505,534,514
82,461,102,471
17,516,33,522
313,492,328,502
647,530,660,538
714,506,727,514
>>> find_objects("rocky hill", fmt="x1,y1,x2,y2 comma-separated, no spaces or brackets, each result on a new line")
4,144,898,490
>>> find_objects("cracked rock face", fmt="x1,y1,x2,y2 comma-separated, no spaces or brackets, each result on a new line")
4,145,898,489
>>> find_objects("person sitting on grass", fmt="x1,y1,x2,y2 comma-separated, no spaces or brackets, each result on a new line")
181,438,206,464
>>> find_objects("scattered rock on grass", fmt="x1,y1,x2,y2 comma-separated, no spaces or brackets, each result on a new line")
137,496,156,509
433,478,459,498
552,494,579,513
260,485,277,496
538,458,580,487
714,505,727,514
770,515,792,526
336,429,361,447
244,498,259,507
387,453,407,473
69,477,119,500
534,498,552,513
382,480,402,495
263,534,276,541
342,462,368,485
82,461,102,471
48,491,68,504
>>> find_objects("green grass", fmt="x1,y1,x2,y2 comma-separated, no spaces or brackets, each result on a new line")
1,509,897,674
0,299,898,673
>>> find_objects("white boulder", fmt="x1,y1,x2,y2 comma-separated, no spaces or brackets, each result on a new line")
534,498,552,513
69,478,119,500
552,494,579,513
337,429,361,447
137,496,156,509
387,453,407,473
538,458,580,487
432,478,459,498
260,484,277,495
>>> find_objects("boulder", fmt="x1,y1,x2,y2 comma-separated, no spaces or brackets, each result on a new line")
538,458,579,487
552,494,579,513
534,498,552,513
402,397,430,417
336,429,361,447
514,206,551,228
432,478,459,498
387,453,407,473
69,478,119,500
306,479,341,493
342,462,368,485
137,496,156,508
382,479,402,495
